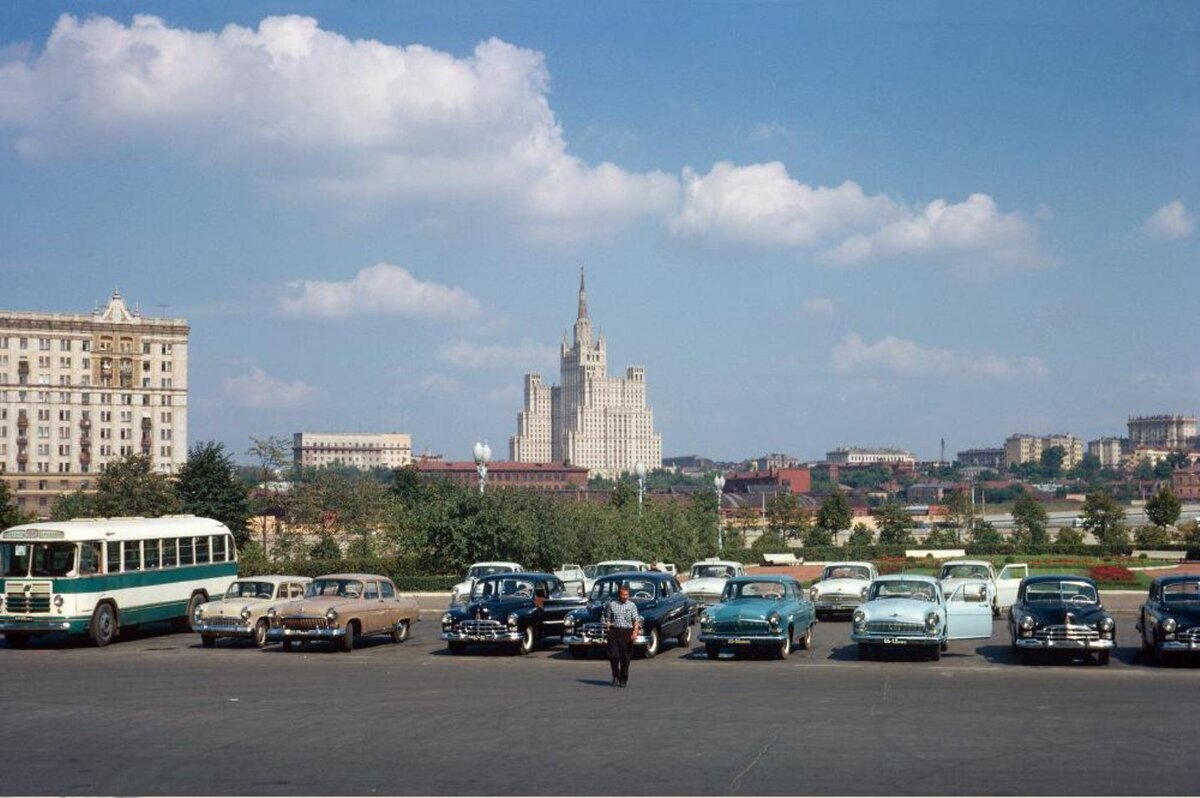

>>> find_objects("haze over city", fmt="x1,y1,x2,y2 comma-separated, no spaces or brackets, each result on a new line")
1,2,1196,462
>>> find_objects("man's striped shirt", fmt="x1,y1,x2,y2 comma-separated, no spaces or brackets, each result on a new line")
605,599,640,629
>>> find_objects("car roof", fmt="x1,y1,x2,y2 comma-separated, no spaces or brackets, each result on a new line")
874,573,937,584
232,575,311,584
822,561,874,569
692,559,742,567
728,574,799,585
1023,574,1098,586
597,560,646,565
1152,574,1200,586
475,571,558,581
941,559,992,567
594,571,672,583
314,573,394,582
469,561,522,568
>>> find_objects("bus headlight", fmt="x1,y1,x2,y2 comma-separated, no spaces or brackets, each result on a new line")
53,595,64,608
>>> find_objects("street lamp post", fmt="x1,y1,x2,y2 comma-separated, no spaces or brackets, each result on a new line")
472,441,492,494
713,474,726,552
634,461,647,515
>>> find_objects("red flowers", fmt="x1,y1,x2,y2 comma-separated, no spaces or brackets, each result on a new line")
1088,565,1137,583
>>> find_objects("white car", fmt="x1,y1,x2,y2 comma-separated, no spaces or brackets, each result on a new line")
937,559,1027,617
808,561,878,618
584,560,650,592
681,559,745,607
449,561,523,606
554,563,587,596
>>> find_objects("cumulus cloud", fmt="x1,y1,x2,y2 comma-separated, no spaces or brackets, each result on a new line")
222,367,315,407
279,263,481,320
438,338,557,370
831,333,1047,379
672,162,1047,274
1141,201,1195,240
801,297,835,315
0,14,676,238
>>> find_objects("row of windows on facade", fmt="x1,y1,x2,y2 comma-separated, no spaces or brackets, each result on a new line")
0,390,177,406
0,354,173,370
67,535,231,576
9,446,175,477
0,426,174,441
0,336,175,355
0,408,173,423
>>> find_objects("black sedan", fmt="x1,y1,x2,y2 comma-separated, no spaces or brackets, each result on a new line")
441,572,585,655
1008,574,1115,665
1136,574,1200,664
562,571,696,658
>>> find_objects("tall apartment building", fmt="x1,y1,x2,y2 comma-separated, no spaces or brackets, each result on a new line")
825,447,916,469
510,270,662,478
1127,415,1196,451
1087,437,1125,469
1003,433,1083,469
0,291,188,516
293,432,413,470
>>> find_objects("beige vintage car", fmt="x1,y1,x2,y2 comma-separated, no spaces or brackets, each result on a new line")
193,575,311,648
265,573,419,652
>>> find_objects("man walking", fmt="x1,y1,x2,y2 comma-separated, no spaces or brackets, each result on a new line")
604,583,640,688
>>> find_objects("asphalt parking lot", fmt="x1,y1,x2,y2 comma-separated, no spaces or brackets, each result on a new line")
2,612,1197,796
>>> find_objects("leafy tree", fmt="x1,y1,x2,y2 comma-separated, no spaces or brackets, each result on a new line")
847,523,874,546
609,479,638,509
50,491,95,521
0,476,30,529
1165,451,1190,470
816,491,853,535
874,501,915,545
175,441,252,546
1011,489,1049,547
1134,458,1155,481
1080,489,1128,548
944,488,975,541
89,454,181,518
391,464,423,506
803,525,833,547
1055,526,1084,544
247,435,292,551
1071,453,1102,481
1153,459,1175,480
1133,525,1173,548
1040,446,1066,478
923,526,959,547
1145,485,1182,530
766,492,810,540
309,534,342,559
969,520,1003,546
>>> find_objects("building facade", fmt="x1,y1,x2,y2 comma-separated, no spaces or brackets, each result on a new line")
416,460,589,491
1127,415,1197,451
1172,464,1200,502
510,271,662,478
1087,437,1125,469
723,467,812,496
825,447,916,469
1003,433,1083,468
956,448,1005,469
293,432,413,470
0,291,188,516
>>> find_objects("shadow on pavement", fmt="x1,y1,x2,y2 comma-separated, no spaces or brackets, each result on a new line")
576,678,614,688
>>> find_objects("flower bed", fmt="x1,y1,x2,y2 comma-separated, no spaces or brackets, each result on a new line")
1088,565,1137,584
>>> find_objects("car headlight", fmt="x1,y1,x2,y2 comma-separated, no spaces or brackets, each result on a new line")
852,609,867,627
925,611,940,630
1161,617,1178,634
564,615,576,630
53,595,64,608
859,586,869,598
767,612,781,631
240,606,252,621
193,606,205,622
809,586,819,599
507,614,519,628
1098,617,1115,632
267,607,277,619
325,608,339,624
441,612,453,626
1020,615,1036,631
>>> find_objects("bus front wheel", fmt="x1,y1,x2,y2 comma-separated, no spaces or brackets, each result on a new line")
90,603,117,647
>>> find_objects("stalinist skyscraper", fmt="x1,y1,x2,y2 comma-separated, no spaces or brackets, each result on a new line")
510,270,662,478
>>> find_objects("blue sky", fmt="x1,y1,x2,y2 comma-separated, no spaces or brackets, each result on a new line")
0,2,1196,463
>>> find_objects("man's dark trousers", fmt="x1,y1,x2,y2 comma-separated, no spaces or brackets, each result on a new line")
608,627,633,683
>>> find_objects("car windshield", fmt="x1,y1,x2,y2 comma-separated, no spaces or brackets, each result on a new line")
691,564,735,579
1024,581,1098,604
595,563,639,577
1161,582,1200,603
940,564,991,580
225,581,277,599
723,581,786,601
471,577,535,600
822,565,871,581
1,542,77,577
468,565,515,578
306,579,365,599
869,580,936,602
591,579,658,602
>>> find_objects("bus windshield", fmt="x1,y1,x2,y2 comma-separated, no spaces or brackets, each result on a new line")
2,542,77,577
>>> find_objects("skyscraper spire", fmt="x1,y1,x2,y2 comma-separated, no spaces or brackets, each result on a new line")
577,266,588,320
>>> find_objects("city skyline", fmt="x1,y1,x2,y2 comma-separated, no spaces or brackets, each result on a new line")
0,3,1196,463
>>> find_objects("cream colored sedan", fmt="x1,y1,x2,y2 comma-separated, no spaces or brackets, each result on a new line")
194,576,311,648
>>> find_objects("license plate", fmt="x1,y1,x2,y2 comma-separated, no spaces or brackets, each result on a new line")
882,637,908,645
728,638,751,645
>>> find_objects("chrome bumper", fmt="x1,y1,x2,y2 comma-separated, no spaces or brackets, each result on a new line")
562,633,649,647
1158,640,1200,651
441,629,521,643
0,618,71,633
814,601,862,612
194,622,252,637
852,631,941,645
267,626,346,640
700,632,785,645
1014,637,1114,649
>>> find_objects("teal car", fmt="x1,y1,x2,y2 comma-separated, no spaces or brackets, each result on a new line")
698,575,816,659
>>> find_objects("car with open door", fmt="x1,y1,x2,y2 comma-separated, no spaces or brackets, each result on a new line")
1008,575,1115,664
441,572,585,655
562,571,696,659
851,574,993,661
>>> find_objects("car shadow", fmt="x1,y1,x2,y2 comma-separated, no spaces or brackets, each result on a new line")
975,642,1133,666
576,678,615,687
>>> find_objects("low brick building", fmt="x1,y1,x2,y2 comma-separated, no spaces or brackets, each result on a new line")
416,460,588,491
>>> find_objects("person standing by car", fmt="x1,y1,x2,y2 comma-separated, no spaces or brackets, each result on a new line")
604,583,641,688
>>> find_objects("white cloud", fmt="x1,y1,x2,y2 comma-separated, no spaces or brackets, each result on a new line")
801,297,835,315
748,121,794,143
485,384,522,405
279,263,481,320
0,14,676,239
1141,200,1195,240
419,374,459,394
221,367,315,408
831,333,1047,379
672,162,1047,274
438,338,557,370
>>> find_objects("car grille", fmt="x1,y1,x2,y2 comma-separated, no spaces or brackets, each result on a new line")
714,619,769,635
1036,624,1099,642
865,620,925,634
687,592,722,604
1181,627,1200,645
579,622,607,641
281,617,327,631
5,582,52,614
204,616,246,629
456,619,505,635
819,593,861,603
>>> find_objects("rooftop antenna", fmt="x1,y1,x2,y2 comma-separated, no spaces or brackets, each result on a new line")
156,304,169,318
940,438,945,465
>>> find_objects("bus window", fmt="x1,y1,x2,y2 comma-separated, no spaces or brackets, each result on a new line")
106,542,121,573
162,538,177,568
179,537,194,566
80,541,102,575
2,543,31,577
144,539,160,569
212,536,226,563
195,536,210,564
31,543,77,577
123,541,141,572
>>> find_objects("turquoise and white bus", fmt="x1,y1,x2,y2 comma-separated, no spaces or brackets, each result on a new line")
0,516,237,647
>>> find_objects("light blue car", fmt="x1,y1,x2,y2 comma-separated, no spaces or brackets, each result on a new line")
851,573,993,661
698,575,816,659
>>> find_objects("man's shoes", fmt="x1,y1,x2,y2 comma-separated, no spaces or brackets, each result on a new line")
611,678,619,688
619,680,628,688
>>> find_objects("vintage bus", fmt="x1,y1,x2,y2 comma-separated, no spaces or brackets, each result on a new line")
0,515,237,647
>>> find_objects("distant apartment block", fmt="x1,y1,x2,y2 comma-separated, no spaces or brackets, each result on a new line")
1173,463,1200,502
416,460,588,491
0,291,189,516
1087,437,1126,469
723,467,812,495
826,447,916,469
1003,433,1083,469
755,452,798,471
1127,415,1197,451
956,448,1004,469
293,432,413,470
